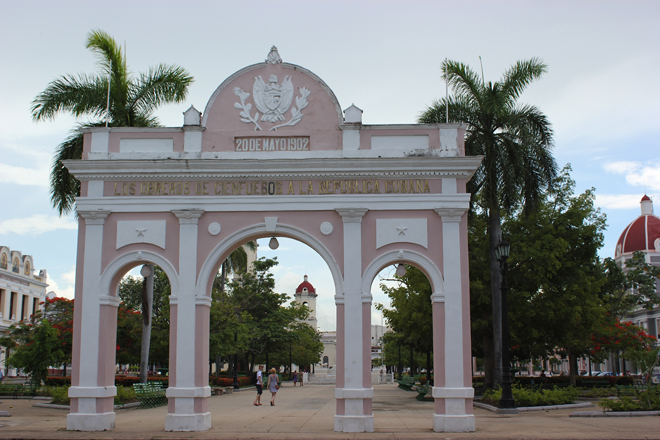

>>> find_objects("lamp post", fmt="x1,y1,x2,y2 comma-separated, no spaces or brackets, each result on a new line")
495,239,516,410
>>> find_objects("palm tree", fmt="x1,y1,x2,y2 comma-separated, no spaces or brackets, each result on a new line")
419,59,557,388
31,30,194,215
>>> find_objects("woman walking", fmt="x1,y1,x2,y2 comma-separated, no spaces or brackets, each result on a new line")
267,368,279,406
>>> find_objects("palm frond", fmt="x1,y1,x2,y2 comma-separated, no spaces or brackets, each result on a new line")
31,74,108,121
501,58,547,102
129,64,193,117
50,133,84,216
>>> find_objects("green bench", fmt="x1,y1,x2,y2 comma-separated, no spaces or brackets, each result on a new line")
415,383,431,401
132,381,167,409
581,380,610,389
397,376,415,391
0,383,24,399
616,385,642,396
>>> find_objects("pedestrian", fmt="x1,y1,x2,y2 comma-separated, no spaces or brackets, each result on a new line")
379,368,384,383
268,368,279,406
0,368,4,382
253,365,264,406
293,370,298,386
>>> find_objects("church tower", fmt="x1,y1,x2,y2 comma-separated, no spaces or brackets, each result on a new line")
294,275,317,328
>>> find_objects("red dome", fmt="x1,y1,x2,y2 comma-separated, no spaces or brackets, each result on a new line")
615,196,660,257
295,275,316,294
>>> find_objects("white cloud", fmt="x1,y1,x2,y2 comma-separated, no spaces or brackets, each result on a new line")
595,194,653,210
0,162,49,186
604,161,660,192
0,214,77,236
46,275,75,299
61,265,76,285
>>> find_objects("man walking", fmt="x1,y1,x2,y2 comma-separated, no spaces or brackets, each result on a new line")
253,365,264,406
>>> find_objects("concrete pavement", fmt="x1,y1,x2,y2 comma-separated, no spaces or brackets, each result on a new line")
1,382,659,439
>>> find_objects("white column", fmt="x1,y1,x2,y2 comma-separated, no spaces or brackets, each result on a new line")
432,209,474,433
334,208,373,433
166,210,211,432
67,210,116,432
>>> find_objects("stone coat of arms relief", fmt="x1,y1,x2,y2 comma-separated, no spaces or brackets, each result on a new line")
233,47,310,131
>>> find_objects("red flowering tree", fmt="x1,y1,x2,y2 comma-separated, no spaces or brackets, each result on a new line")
43,297,74,376
590,319,656,364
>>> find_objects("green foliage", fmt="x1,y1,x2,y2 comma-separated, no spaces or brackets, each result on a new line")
377,265,433,354
117,266,171,366
503,166,607,381
31,29,193,215
115,385,137,404
482,385,579,407
625,251,660,310
4,319,63,386
599,388,660,411
49,386,70,404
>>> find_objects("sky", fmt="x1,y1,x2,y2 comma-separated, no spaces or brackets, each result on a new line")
0,0,658,331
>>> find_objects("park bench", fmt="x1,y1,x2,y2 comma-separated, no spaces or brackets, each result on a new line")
415,383,431,401
0,383,24,399
616,385,642,396
132,382,167,409
581,380,610,389
397,376,415,391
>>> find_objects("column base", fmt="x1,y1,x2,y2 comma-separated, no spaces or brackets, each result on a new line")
67,412,115,431
433,414,475,432
334,415,374,432
165,412,212,431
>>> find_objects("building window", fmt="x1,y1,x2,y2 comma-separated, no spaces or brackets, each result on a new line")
0,253,7,270
32,297,39,317
12,258,19,273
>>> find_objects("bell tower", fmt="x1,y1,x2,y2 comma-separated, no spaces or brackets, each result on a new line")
294,275,317,328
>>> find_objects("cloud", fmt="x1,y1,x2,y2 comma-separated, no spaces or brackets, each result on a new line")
604,161,660,192
595,194,652,210
46,273,75,299
0,162,49,187
0,214,77,236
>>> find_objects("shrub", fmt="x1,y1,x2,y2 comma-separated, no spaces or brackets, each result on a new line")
481,385,579,407
115,376,168,387
115,385,137,404
49,386,70,404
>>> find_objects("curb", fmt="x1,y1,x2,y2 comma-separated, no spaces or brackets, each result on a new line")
474,401,593,412
571,410,660,417
33,402,141,410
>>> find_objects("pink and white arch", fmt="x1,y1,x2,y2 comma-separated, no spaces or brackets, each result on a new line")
64,47,481,433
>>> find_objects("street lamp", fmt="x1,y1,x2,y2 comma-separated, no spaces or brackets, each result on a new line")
495,239,516,410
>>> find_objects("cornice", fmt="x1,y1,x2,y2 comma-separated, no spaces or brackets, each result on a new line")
62,156,483,181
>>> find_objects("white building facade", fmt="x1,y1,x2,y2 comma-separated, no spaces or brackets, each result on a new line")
0,247,48,374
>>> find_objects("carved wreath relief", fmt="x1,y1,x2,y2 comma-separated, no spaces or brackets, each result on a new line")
234,75,309,131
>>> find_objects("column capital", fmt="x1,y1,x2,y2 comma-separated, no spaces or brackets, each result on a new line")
99,295,121,308
434,208,465,223
335,208,368,223
431,293,445,303
78,209,111,224
172,209,205,224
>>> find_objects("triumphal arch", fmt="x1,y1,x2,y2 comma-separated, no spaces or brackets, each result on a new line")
64,47,481,433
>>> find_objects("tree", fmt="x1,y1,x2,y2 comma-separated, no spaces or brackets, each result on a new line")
625,251,660,310
4,319,63,386
504,166,607,385
419,59,557,387
31,29,193,215
42,297,74,376
118,266,171,370
377,266,434,380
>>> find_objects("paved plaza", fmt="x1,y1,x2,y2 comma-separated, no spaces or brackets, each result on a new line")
0,382,659,439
